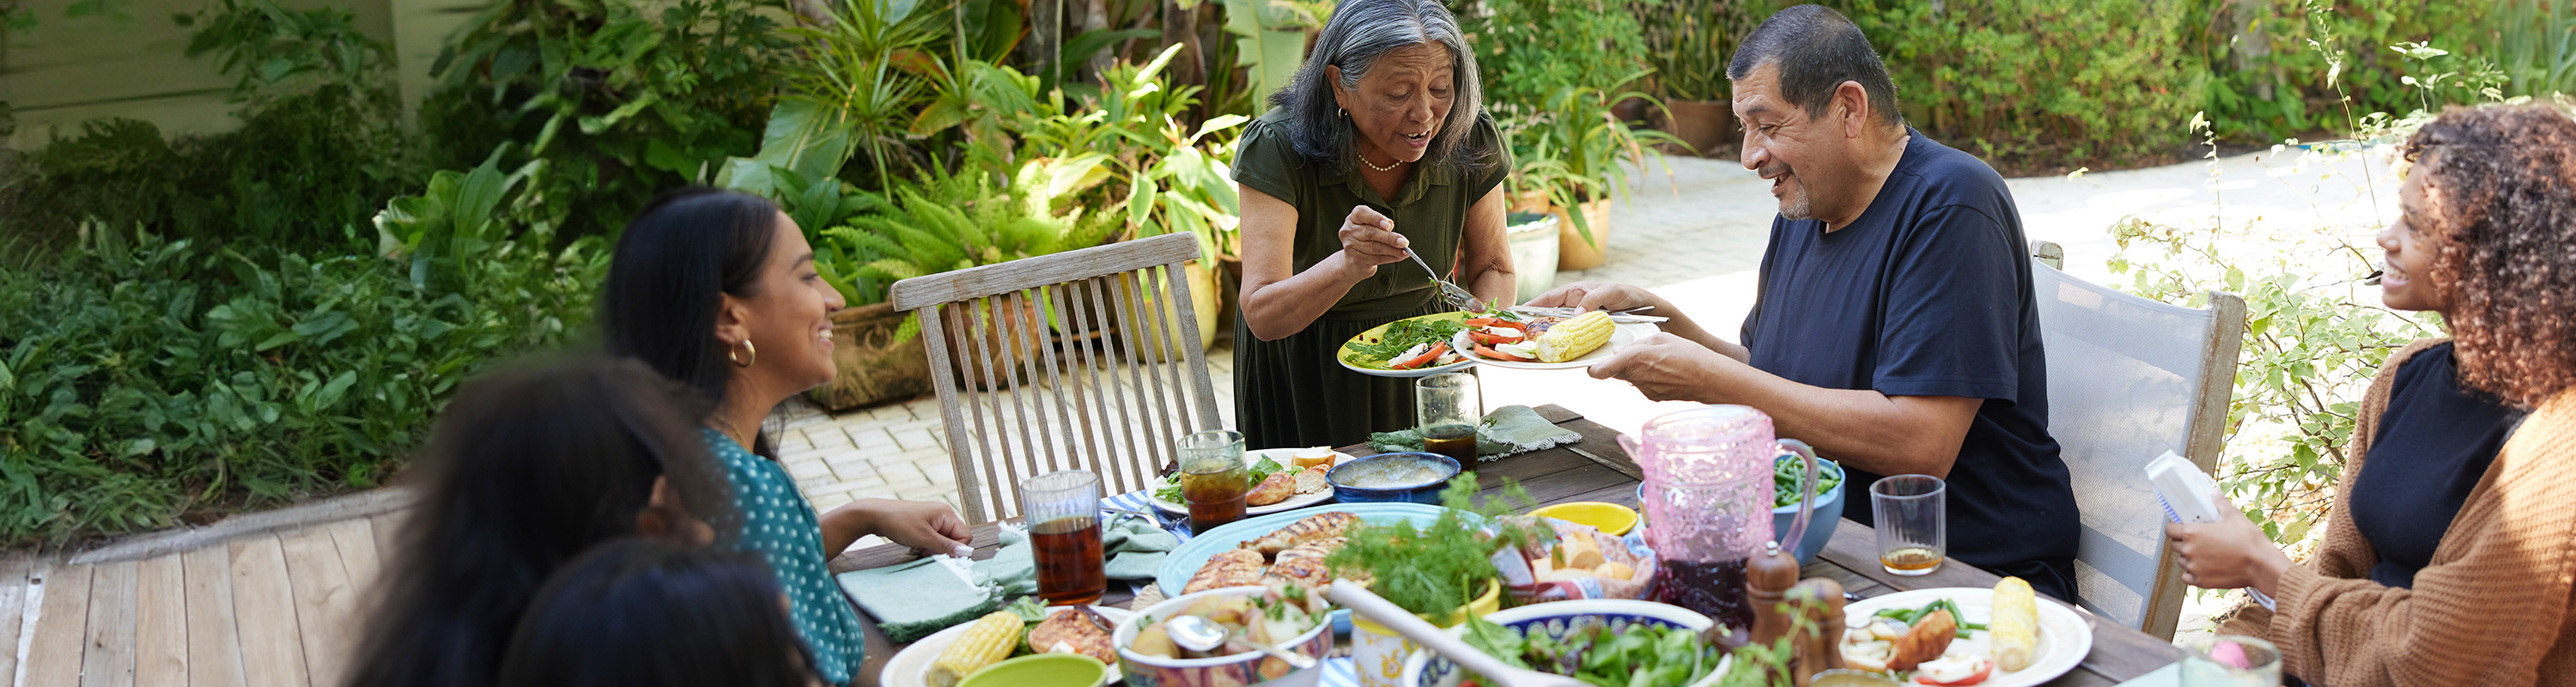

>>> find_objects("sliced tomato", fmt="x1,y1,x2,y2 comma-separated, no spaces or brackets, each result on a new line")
1474,344,1533,362
1914,658,1994,685
1468,328,1524,346
1461,318,1526,331
1388,343,1451,370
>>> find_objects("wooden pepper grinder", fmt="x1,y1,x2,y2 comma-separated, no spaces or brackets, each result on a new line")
1745,540,1803,647
1785,578,1850,684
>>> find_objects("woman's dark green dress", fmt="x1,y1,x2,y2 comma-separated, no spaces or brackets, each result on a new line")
1230,109,1510,450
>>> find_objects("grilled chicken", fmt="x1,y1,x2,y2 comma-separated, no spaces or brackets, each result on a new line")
1026,606,1116,664
1242,512,1358,557
1183,548,1267,593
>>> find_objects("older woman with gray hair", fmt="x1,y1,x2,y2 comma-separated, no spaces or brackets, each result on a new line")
1231,0,1512,449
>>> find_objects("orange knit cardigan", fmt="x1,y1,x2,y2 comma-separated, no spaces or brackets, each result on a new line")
2217,337,2576,685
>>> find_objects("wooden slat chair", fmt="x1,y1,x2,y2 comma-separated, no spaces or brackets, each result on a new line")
890,233,1223,525
2027,240,2246,640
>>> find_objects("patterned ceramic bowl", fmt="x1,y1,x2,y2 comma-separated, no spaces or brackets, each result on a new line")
1113,586,1333,687
1400,599,1732,687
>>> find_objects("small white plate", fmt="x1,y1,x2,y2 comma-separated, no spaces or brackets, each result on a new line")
1468,323,1657,370
1839,587,2092,687
881,605,1137,687
1145,448,1352,516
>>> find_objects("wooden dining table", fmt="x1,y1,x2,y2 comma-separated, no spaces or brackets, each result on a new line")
832,404,2183,686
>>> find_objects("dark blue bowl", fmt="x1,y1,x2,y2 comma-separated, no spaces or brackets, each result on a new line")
1327,453,1461,504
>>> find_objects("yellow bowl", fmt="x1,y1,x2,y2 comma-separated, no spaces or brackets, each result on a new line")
1528,502,1638,536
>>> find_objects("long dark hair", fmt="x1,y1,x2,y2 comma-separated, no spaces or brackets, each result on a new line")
603,186,784,454
343,358,735,687
497,538,820,687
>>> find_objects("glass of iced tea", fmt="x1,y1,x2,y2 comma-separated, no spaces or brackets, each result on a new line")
1020,470,1106,605
1869,474,1946,575
1415,373,1480,464
1178,430,1249,534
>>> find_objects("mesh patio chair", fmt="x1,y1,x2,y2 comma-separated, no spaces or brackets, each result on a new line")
889,233,1223,524
2029,240,2246,639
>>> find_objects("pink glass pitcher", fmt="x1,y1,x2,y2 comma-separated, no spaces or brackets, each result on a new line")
1622,405,1820,631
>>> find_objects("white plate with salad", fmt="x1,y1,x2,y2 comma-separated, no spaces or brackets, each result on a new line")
1145,447,1354,516
1838,584,2090,687
1335,312,1483,378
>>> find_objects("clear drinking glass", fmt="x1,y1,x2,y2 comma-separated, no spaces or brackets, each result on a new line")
1020,470,1105,605
1870,475,1947,575
1416,373,1480,464
2178,635,2281,687
1178,430,1249,534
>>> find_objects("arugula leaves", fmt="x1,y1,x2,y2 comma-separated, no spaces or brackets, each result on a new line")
1458,616,1726,687
1347,318,1467,368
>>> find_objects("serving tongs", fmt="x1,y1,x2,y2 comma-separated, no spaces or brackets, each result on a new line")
1508,305,1669,324
1326,581,1589,687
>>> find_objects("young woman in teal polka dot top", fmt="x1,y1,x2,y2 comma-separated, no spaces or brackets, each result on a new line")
604,188,974,686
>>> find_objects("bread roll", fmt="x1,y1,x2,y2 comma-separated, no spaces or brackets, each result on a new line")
1291,447,1338,470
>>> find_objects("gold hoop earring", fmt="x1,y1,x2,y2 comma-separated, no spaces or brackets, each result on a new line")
1338,107,1347,119
728,339,756,368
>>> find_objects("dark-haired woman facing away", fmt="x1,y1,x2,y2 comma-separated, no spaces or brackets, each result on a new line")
603,187,972,686
2166,103,2576,685
499,537,823,687
342,358,735,687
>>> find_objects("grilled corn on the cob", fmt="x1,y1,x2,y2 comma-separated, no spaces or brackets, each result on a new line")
927,611,1023,687
1990,576,2038,672
1534,311,1615,362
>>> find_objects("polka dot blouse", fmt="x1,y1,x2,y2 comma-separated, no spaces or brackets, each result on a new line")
703,429,866,685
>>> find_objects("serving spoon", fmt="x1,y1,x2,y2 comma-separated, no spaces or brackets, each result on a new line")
1162,614,1320,670
1325,581,1589,687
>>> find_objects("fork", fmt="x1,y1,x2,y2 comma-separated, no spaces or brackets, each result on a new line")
1404,246,1486,312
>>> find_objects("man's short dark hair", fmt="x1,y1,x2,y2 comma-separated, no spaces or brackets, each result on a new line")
1726,4,1903,129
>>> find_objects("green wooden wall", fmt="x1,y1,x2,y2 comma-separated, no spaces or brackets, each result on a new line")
0,0,482,150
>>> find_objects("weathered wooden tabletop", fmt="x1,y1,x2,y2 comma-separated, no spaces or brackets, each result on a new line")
833,404,2178,686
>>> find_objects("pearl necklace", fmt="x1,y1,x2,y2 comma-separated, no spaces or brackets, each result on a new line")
1359,151,1401,173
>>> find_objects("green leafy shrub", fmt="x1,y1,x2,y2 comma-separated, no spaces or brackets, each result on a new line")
1832,0,2203,170
0,0,415,252
1463,0,1653,113
419,0,790,237
0,228,602,543
2197,0,2495,143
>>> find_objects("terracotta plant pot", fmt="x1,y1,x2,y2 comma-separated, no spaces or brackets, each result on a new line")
805,302,933,411
1661,99,1735,158
1553,199,1615,271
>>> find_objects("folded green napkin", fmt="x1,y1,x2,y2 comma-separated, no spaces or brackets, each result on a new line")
841,515,1175,641
1369,404,1580,459
836,557,1004,643
969,514,1181,596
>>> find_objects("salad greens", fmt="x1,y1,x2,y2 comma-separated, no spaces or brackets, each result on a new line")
1871,598,1989,638
1458,614,1726,687
1772,456,1845,508
1152,457,1288,503
1347,317,1468,368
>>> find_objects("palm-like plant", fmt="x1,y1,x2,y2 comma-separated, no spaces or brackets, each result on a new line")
1510,76,1684,244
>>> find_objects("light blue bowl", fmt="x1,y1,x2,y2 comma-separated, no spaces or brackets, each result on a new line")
1636,456,1844,565
1325,453,1461,504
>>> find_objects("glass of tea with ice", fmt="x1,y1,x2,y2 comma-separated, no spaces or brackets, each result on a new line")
1177,430,1249,534
1020,470,1106,605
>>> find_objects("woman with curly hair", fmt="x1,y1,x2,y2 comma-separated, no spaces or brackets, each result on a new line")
2166,103,2576,685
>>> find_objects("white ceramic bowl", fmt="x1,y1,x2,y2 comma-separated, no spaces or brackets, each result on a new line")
1400,599,1732,687
1112,586,1333,687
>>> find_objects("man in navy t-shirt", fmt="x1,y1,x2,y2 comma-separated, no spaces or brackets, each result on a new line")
1528,4,2080,600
